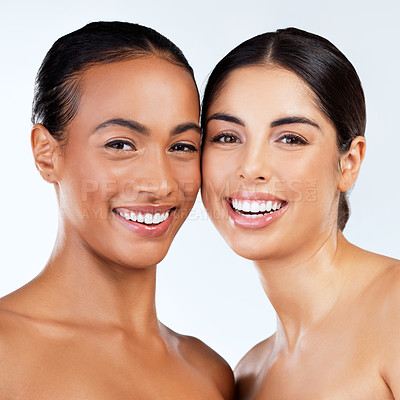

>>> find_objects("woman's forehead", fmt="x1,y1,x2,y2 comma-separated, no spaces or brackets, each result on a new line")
209,67,318,116
67,58,200,138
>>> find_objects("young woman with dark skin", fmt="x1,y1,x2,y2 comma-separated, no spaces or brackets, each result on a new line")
0,22,234,399
201,28,400,399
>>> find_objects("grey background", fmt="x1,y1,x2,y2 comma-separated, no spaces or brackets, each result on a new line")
0,0,399,367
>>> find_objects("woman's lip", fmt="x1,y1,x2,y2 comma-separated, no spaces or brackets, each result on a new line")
226,199,288,230
112,209,174,237
229,191,285,202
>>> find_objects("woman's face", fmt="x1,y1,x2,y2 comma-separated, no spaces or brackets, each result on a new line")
55,57,200,268
201,66,343,261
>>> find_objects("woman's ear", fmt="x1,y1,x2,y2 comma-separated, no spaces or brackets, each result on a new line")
337,136,366,192
31,124,61,183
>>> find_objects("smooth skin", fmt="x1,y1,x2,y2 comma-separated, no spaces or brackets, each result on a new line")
0,57,234,399
201,65,400,399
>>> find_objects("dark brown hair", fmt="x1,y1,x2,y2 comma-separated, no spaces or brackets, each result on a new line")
32,21,197,144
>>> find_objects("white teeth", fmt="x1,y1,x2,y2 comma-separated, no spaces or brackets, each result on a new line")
153,213,161,224
144,213,153,225
235,211,262,219
162,212,169,221
231,199,284,216
250,202,260,213
117,209,171,225
243,201,251,212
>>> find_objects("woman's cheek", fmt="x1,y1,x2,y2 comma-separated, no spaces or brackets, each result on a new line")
170,163,199,210
201,156,222,208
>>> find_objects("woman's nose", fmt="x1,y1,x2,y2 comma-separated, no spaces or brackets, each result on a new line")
134,152,176,201
236,141,271,184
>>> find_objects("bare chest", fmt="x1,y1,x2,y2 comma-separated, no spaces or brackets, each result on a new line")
1,336,223,400
246,366,392,400
238,342,392,400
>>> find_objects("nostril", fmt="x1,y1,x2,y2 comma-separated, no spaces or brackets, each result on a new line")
239,175,266,181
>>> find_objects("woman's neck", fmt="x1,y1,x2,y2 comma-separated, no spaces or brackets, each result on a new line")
255,229,352,351
27,225,160,336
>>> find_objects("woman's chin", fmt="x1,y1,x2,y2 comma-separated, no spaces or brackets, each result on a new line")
225,235,291,263
122,238,177,269
86,240,172,270
229,243,270,262
112,252,168,270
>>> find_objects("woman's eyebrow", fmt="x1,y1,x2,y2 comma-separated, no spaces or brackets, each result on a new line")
92,119,200,136
270,116,321,130
171,122,201,136
92,118,149,135
206,113,245,127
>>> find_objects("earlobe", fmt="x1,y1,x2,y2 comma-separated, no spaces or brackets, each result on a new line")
337,136,366,192
31,124,60,183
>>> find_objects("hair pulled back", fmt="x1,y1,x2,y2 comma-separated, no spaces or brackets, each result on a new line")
201,28,366,231
32,21,196,143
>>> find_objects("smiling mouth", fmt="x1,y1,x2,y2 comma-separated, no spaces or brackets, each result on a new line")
228,198,287,218
113,208,175,225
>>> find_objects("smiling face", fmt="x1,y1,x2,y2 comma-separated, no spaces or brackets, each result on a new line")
54,57,200,268
201,66,344,261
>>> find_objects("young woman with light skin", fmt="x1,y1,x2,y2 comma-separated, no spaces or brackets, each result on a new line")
0,22,233,399
201,28,400,399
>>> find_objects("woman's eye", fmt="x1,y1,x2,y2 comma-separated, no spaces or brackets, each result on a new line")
278,134,307,145
105,140,136,151
211,133,241,144
169,143,199,153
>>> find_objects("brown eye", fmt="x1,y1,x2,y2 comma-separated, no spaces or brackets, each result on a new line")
105,140,136,151
211,133,241,144
169,143,198,153
278,134,307,145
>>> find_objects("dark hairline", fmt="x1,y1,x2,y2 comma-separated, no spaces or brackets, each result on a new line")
32,22,198,147
202,62,324,135
45,51,198,149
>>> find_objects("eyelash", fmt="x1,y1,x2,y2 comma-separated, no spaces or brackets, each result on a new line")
105,140,136,151
277,133,308,145
169,143,199,153
210,132,307,146
210,133,241,144
105,140,198,154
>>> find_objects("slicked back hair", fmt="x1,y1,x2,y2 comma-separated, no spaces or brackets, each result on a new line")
201,28,366,231
32,21,197,145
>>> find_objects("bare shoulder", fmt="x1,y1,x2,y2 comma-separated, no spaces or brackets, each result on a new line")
164,327,234,400
0,287,52,362
364,257,400,396
374,259,400,331
359,252,400,335
0,296,28,344
0,299,34,384
353,247,400,309
234,335,275,395
368,254,400,312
